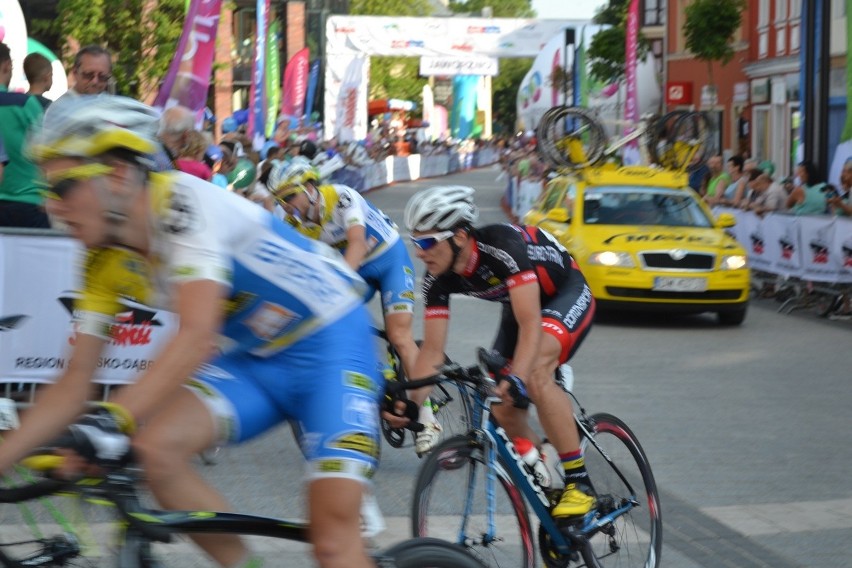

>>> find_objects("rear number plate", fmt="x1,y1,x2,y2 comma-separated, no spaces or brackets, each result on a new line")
653,276,708,292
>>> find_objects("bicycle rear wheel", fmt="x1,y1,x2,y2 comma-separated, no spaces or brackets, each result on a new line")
578,413,662,568
653,111,713,171
381,537,488,567
411,435,535,568
537,106,607,169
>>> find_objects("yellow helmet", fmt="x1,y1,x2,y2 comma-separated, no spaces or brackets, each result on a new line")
266,158,320,203
28,95,160,163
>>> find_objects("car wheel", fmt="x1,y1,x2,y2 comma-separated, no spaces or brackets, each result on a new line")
717,306,747,326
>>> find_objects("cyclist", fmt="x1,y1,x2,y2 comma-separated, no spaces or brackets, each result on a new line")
266,162,439,454
402,185,598,520
0,95,382,568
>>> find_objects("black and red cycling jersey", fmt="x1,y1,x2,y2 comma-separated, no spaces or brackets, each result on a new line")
422,223,595,363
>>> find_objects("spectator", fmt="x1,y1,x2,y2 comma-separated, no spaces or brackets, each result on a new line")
827,158,852,216
23,53,53,110
787,160,828,215
742,170,786,216
687,152,710,193
59,45,112,99
701,155,731,201
174,130,213,181
0,41,48,228
709,155,745,206
158,105,195,166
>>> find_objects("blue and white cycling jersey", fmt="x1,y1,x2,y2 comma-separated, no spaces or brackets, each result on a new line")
149,171,366,357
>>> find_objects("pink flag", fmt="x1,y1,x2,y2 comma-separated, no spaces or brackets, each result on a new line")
153,0,223,113
281,48,310,119
624,0,639,145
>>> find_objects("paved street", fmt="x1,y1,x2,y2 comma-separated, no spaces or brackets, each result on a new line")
3,165,850,567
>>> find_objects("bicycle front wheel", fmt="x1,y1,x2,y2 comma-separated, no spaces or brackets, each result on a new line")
381,537,488,567
579,413,662,568
411,435,535,568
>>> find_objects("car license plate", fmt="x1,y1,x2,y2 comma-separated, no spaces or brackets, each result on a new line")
653,276,708,292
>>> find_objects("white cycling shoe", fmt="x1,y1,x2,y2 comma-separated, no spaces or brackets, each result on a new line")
415,421,443,456
360,491,386,538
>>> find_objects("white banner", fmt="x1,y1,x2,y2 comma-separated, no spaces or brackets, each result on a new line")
330,55,371,142
419,56,499,77
714,208,852,283
323,16,585,140
0,234,177,385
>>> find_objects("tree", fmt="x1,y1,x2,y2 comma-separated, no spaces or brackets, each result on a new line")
683,0,746,90
34,0,184,99
448,0,535,18
586,0,648,85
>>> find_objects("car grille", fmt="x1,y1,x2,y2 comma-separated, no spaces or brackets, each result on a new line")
640,252,715,270
605,287,743,300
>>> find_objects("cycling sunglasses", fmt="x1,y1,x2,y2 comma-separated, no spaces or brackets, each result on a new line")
409,230,455,251
42,163,115,201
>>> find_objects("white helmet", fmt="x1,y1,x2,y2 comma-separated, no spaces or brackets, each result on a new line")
266,157,318,194
28,94,160,162
404,185,479,232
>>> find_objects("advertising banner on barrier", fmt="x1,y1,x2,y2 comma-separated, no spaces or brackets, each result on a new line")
715,208,852,283
419,56,499,76
0,235,177,385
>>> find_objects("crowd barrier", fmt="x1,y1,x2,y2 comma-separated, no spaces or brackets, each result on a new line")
714,207,852,284
0,230,178,386
331,146,501,194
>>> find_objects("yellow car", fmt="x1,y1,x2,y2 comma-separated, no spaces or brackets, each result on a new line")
524,165,750,325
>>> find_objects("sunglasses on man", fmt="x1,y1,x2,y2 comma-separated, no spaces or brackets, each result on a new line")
409,230,455,251
78,70,112,82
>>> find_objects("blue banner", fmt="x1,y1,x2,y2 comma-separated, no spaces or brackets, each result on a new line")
249,0,270,149
304,60,321,120
450,75,478,139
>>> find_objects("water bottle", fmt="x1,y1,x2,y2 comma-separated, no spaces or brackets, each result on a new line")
513,437,551,488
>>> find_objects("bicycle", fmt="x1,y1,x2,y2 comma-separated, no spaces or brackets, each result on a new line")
0,453,488,568
401,349,662,568
536,105,713,172
373,327,473,453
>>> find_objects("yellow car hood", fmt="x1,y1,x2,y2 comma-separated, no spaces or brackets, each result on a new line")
576,224,743,252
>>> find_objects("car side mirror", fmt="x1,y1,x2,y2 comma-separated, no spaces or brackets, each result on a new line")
716,212,737,228
546,208,570,223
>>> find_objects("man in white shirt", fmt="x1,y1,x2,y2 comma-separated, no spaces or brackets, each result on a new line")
743,170,786,216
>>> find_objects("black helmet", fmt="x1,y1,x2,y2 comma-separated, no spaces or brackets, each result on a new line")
299,139,318,160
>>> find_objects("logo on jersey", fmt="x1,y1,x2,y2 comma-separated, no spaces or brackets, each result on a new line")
160,189,201,234
328,432,380,459
244,302,296,340
344,371,379,394
337,192,353,209
342,394,378,430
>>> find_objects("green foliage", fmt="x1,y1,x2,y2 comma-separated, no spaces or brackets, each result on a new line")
684,0,746,80
448,0,535,18
586,0,649,85
350,0,433,16
42,0,184,98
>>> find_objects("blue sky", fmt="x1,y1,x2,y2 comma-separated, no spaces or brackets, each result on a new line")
531,0,607,20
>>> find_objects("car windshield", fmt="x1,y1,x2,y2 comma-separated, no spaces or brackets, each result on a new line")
583,186,713,228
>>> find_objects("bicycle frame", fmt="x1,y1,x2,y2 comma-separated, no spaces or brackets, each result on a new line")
458,380,641,559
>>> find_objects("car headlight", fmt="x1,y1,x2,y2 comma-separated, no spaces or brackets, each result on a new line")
721,254,748,270
587,251,635,267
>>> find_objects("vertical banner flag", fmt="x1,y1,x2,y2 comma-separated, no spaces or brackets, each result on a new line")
573,27,588,107
422,84,435,141
281,48,311,120
304,59,321,121
827,0,852,185
265,20,281,139
451,75,479,139
154,0,223,112
625,0,640,145
335,55,370,142
248,0,271,149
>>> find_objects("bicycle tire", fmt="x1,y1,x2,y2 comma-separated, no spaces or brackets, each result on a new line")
646,111,686,166
655,111,713,171
536,106,607,169
577,413,662,568
381,537,489,567
411,435,535,568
